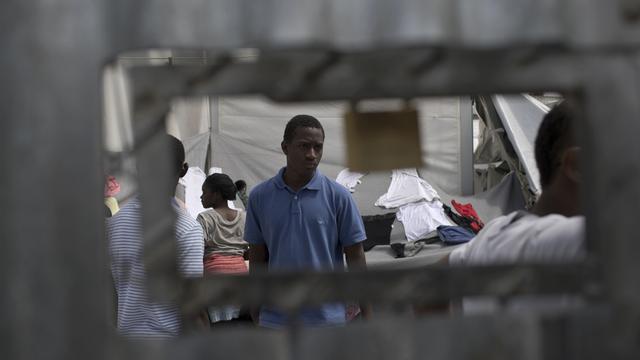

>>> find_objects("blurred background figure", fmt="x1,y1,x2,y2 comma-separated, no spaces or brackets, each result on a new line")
234,179,248,208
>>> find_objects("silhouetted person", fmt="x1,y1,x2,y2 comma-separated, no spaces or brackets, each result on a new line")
235,179,248,208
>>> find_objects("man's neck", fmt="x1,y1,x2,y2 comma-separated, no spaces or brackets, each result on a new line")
283,168,314,192
531,184,580,217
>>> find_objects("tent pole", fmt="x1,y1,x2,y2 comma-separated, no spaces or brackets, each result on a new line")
460,96,474,195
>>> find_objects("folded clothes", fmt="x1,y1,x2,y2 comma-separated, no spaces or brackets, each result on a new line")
451,200,484,233
436,225,476,245
397,200,452,241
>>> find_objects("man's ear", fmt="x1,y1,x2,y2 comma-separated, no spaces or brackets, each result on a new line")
561,147,581,183
281,141,288,155
179,162,189,178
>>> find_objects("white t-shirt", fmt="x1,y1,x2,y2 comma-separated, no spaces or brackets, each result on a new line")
375,169,439,208
335,169,366,192
396,200,453,241
449,211,585,313
450,211,585,265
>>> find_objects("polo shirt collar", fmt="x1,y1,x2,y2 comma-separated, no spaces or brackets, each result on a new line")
274,167,322,191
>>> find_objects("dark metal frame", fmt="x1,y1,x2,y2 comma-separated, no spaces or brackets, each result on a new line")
4,0,640,359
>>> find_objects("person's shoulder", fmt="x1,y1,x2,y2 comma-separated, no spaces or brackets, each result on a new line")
536,215,585,244
107,198,141,226
521,214,585,261
450,211,523,260
320,174,352,197
196,209,216,220
114,197,141,214
476,211,522,235
250,177,276,196
175,210,203,240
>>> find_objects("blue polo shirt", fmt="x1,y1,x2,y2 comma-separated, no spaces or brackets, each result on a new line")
245,168,366,327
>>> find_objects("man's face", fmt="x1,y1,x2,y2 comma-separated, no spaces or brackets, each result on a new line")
282,126,324,177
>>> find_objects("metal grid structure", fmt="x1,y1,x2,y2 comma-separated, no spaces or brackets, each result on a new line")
3,0,640,359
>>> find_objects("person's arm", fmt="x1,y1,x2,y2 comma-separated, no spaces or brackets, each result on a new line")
344,242,372,319
248,244,269,323
249,244,269,271
178,221,208,331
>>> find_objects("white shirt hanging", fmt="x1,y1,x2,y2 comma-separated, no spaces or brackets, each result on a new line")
179,167,208,218
375,169,439,208
335,169,366,192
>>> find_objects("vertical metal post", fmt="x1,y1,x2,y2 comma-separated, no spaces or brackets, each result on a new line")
208,96,220,169
0,1,110,359
581,53,640,357
460,96,475,195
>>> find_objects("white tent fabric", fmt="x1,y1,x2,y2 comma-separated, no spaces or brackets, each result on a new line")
103,62,468,197
492,94,548,195
166,95,467,198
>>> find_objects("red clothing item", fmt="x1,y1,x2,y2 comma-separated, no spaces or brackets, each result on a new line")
451,200,484,233
104,175,121,197
204,254,248,274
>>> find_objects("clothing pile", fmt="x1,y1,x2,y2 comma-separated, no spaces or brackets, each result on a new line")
377,169,453,243
336,168,486,257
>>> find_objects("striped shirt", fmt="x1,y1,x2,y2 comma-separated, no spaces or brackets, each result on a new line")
107,197,204,338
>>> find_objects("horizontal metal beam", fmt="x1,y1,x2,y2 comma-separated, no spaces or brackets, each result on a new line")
110,311,610,360
126,47,581,104
179,264,597,315
109,0,640,54
110,327,289,360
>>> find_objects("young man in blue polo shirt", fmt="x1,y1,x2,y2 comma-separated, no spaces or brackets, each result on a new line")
245,114,370,328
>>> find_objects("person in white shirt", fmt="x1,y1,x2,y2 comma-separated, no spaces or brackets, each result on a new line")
445,101,585,313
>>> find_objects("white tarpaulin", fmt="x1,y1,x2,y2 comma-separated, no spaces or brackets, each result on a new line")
162,95,467,199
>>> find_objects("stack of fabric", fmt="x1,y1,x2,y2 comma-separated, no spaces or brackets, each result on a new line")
376,169,453,242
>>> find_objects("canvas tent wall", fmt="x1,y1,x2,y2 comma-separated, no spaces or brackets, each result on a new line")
169,95,471,197
105,62,476,201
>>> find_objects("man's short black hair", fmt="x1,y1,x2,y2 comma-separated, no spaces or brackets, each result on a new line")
534,101,576,188
204,173,237,201
283,115,325,144
165,134,186,175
